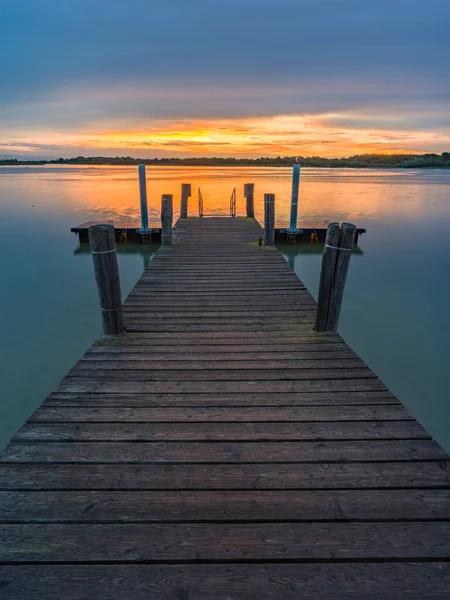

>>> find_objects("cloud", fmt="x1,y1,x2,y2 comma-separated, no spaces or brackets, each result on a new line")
1,0,449,157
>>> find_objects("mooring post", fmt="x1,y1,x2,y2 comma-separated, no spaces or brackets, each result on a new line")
289,161,301,233
180,183,191,219
244,183,255,218
328,223,356,331
138,164,149,232
264,193,275,246
88,224,124,336
161,194,173,245
314,222,356,332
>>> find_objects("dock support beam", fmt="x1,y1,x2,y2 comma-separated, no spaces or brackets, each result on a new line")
289,162,301,233
161,194,173,246
244,183,255,218
264,193,275,246
315,222,356,332
138,164,149,232
88,225,124,336
180,183,191,219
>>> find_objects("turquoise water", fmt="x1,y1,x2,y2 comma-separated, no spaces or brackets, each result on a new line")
1,165,450,451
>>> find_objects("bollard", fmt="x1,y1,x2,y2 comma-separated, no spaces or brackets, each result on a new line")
180,183,191,219
244,183,255,218
138,164,149,232
161,194,173,245
88,225,124,336
289,162,301,232
264,193,275,246
314,222,356,332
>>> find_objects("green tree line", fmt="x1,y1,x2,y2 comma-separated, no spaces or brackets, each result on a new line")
1,152,450,168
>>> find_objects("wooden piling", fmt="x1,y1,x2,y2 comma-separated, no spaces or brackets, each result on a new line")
314,222,355,332
328,223,356,331
244,183,255,218
88,224,124,336
264,193,275,246
161,194,173,246
180,183,191,219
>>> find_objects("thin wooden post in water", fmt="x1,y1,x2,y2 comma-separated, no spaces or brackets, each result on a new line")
138,164,149,232
180,183,191,219
244,183,255,218
314,222,356,332
88,224,124,336
161,194,173,245
264,193,275,246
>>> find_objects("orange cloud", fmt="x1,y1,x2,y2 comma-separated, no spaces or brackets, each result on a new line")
2,113,450,157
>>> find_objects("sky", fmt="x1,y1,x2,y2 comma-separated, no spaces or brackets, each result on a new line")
1,0,449,159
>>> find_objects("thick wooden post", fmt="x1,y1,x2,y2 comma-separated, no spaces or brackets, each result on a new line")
314,222,356,332
264,193,275,246
244,183,255,218
161,194,173,246
180,183,191,219
88,225,124,336
328,222,356,331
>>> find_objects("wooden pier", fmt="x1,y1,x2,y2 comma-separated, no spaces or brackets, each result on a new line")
71,218,366,245
1,217,449,598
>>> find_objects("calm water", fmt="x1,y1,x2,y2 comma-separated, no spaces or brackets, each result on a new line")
1,165,450,451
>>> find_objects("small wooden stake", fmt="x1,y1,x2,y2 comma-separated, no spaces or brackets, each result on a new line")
314,222,356,332
264,193,275,246
180,183,191,219
161,194,173,246
88,225,124,336
244,183,255,218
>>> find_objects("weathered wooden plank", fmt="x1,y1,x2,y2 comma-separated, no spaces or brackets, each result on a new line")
74,358,367,371
2,440,445,463
2,489,449,523
45,390,399,407
0,563,448,600
54,379,390,394
2,461,448,491
95,334,342,346
85,349,357,360
123,321,318,332
13,421,427,442
30,405,411,422
2,522,449,561
64,368,376,381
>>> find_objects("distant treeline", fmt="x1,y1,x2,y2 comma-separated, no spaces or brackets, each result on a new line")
2,152,450,168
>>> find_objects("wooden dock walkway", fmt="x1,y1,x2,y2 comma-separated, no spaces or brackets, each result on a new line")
1,217,449,599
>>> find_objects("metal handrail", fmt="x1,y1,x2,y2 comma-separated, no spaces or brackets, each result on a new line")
230,187,236,218
198,187,204,218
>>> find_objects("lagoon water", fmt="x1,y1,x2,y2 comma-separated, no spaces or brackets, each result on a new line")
1,165,450,451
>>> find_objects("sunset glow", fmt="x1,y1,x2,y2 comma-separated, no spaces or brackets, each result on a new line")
2,112,450,159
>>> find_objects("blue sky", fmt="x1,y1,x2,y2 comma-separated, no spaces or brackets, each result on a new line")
1,0,449,157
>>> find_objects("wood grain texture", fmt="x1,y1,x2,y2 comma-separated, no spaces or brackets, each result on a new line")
1,563,448,600
2,461,449,490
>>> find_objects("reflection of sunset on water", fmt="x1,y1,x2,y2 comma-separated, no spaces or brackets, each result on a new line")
11,165,444,226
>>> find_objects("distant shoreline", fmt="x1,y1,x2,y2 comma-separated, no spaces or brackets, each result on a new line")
1,152,449,169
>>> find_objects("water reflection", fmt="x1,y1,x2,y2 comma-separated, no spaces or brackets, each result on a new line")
74,242,159,271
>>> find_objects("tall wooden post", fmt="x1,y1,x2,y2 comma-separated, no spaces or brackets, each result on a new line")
244,183,255,218
161,194,173,246
289,162,301,232
264,193,275,246
88,224,124,336
138,164,149,232
315,222,356,332
180,183,191,219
